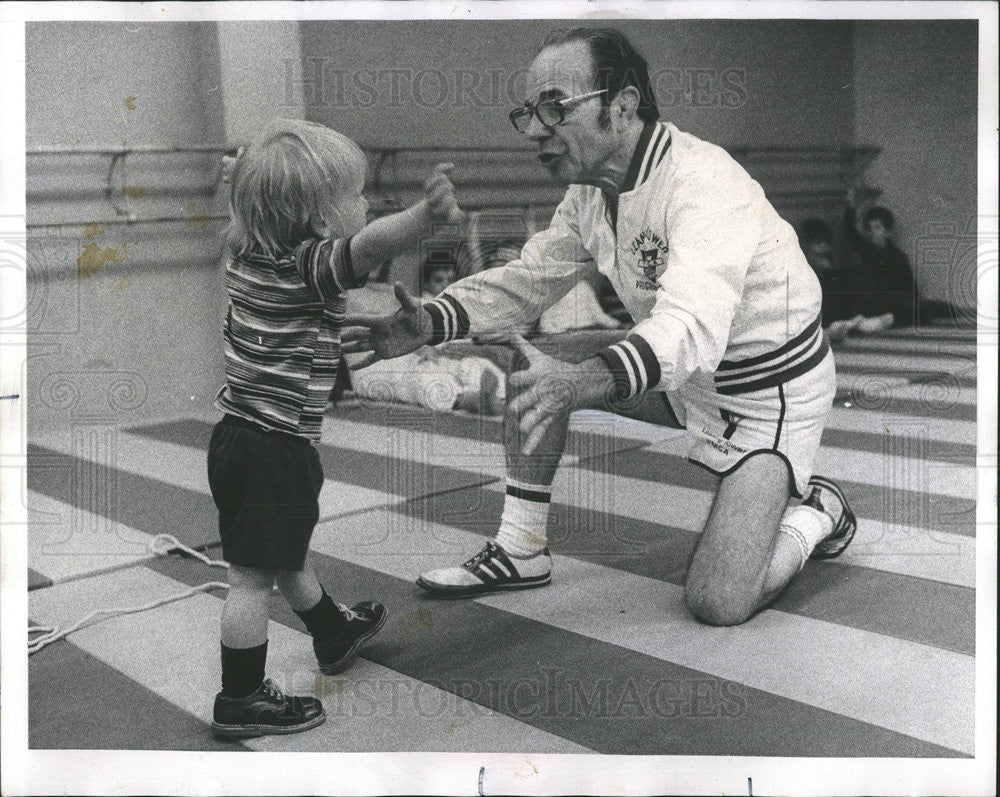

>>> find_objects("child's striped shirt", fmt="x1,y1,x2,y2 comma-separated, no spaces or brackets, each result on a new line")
214,237,365,441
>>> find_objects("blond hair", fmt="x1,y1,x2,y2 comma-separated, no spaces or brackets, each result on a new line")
226,119,366,259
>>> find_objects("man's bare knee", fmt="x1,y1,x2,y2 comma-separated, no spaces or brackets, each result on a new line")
683,581,755,627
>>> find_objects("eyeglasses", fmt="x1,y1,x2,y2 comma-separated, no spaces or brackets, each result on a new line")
508,89,608,133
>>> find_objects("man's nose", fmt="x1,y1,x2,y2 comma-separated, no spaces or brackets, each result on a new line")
525,113,551,142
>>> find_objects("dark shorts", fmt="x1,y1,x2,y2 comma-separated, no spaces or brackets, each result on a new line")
207,414,323,571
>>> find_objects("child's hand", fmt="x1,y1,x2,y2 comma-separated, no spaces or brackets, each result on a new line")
221,147,245,184
424,163,465,223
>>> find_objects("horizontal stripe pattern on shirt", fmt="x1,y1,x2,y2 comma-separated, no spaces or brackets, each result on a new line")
714,315,829,394
215,237,365,440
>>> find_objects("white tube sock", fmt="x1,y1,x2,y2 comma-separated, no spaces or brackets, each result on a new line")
495,478,551,557
778,503,834,571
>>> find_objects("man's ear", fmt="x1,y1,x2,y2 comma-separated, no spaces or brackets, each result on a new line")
615,86,642,121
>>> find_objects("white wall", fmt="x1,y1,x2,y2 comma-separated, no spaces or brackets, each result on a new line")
25,21,305,433
853,21,978,305
299,20,855,149
26,22,218,148
216,22,304,145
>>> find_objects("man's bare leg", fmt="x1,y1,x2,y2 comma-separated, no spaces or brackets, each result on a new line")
414,392,571,595
497,378,684,556
684,453,820,625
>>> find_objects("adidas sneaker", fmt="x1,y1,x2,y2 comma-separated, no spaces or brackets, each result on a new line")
805,475,858,559
416,540,552,598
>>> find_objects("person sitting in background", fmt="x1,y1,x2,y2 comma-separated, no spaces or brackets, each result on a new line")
471,238,624,336
538,273,625,334
799,218,863,342
348,232,625,414
347,255,506,415
841,191,905,330
423,259,457,298
842,189,961,330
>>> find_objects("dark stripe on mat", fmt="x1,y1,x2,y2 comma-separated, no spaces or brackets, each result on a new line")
395,487,975,656
835,343,976,359
835,366,977,389
126,417,633,499
835,335,977,348
30,423,489,526
29,626,245,751
832,393,975,422
572,446,977,539
118,418,978,537
875,328,977,340
820,427,975,462
332,403,647,462
28,444,221,552
29,568,53,591
147,553,965,758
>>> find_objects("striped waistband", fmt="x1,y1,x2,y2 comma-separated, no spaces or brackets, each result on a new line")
713,315,829,395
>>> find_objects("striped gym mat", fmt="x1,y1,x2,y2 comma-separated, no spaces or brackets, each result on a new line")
26,328,981,756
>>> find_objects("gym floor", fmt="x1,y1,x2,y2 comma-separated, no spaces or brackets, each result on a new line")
26,326,978,757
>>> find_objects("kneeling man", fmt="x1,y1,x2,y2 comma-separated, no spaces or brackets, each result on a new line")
344,27,856,626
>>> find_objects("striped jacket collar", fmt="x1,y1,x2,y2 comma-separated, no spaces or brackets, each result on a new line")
620,121,671,194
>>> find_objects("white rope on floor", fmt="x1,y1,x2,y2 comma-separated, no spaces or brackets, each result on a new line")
28,534,230,655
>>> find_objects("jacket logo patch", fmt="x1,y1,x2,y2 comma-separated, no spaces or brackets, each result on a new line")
630,228,668,288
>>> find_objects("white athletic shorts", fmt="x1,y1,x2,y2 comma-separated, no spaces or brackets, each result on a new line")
662,347,836,497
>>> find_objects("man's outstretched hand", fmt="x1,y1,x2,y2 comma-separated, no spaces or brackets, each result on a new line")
506,334,612,455
342,283,433,369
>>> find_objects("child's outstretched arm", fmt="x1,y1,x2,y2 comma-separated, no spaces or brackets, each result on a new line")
350,163,465,277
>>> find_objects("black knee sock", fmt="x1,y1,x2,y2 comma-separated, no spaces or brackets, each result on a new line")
220,640,268,699
294,589,347,641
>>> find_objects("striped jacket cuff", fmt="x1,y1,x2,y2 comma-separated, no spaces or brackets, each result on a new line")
423,293,470,345
597,334,662,400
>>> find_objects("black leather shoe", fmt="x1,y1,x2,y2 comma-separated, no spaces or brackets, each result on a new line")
211,678,325,738
315,601,388,675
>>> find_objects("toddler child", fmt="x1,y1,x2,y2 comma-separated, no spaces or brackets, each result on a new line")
209,119,462,738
